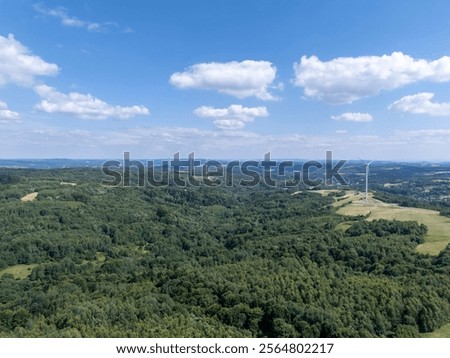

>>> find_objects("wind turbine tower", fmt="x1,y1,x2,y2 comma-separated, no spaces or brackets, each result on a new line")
364,160,374,205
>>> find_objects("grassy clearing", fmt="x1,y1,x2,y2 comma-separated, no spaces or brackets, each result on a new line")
96,252,106,263
20,192,38,202
421,323,450,338
330,191,450,255
0,264,37,279
82,252,107,266
335,222,353,232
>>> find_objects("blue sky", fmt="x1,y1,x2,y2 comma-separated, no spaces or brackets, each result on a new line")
1,0,450,160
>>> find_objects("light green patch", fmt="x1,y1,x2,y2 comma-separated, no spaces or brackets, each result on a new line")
421,323,450,338
82,252,107,266
96,252,106,263
0,264,37,279
135,247,149,255
335,222,352,232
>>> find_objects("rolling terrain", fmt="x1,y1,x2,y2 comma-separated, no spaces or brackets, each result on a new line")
0,164,450,337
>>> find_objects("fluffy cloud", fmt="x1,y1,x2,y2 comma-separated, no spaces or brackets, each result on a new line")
33,3,109,32
331,112,373,122
0,34,59,86
34,85,150,120
293,52,450,104
389,92,450,116
0,101,20,122
194,104,269,129
170,60,279,100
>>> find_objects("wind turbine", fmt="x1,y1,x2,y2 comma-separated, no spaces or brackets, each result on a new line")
362,160,374,205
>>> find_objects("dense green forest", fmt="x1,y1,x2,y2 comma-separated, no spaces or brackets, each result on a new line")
1,167,450,337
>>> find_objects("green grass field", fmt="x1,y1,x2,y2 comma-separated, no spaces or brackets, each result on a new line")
421,323,450,338
330,191,450,255
0,264,37,279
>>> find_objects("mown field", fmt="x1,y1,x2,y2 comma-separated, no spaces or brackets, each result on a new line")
334,191,450,255
422,323,450,338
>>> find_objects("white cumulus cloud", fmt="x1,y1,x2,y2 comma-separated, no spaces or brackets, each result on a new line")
170,60,279,100
0,34,59,87
194,104,269,129
293,52,450,104
33,85,150,120
389,92,450,116
331,112,373,122
0,101,20,122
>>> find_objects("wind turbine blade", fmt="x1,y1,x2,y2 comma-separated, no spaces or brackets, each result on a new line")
367,160,374,165
357,157,369,165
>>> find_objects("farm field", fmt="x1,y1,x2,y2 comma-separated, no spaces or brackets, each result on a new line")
333,191,450,255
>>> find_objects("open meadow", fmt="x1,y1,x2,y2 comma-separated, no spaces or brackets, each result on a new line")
333,191,450,255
